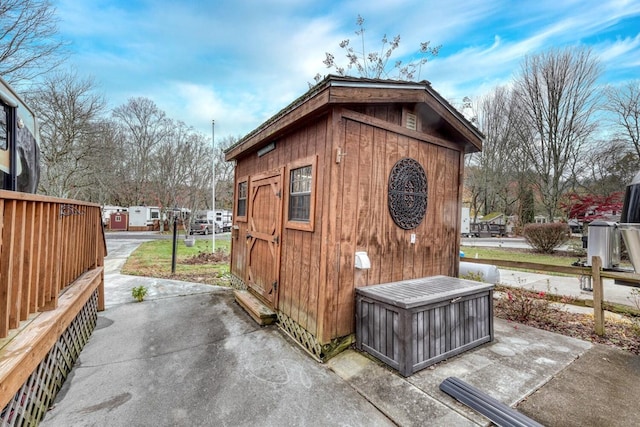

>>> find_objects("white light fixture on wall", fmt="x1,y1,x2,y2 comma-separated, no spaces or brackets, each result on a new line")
355,252,371,269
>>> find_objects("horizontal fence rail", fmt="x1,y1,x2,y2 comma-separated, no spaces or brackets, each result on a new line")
461,256,640,336
459,256,640,288
0,189,107,339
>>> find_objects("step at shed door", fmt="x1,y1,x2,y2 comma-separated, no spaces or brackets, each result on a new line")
246,169,283,307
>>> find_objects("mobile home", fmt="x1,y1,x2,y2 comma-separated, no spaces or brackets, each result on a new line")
128,205,161,231
0,76,40,193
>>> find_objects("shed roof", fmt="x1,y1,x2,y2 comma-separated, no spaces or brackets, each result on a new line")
225,75,483,161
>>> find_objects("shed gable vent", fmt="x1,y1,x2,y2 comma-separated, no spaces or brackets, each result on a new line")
406,112,417,131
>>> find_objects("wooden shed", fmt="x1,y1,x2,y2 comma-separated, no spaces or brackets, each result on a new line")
225,75,482,359
109,211,128,231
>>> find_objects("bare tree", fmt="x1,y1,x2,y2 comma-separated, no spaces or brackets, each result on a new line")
99,98,222,221
462,163,484,223
214,135,238,211
0,0,66,85
180,131,214,227
26,71,107,198
149,120,216,231
604,81,640,159
101,119,141,207
470,86,525,216
314,15,440,84
578,138,640,195
112,97,171,205
82,119,124,204
149,119,189,229
513,47,602,220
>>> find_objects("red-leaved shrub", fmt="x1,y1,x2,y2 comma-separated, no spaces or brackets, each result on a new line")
523,222,570,253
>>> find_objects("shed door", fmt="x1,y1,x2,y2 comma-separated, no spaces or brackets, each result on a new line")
246,170,283,307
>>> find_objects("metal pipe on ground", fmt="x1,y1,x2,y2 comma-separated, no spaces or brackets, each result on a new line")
460,261,500,284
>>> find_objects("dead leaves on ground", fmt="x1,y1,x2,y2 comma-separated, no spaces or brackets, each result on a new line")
495,295,640,355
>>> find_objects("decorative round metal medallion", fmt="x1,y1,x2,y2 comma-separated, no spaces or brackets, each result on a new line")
388,157,428,229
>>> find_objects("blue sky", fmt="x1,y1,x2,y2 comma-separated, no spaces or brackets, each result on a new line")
55,0,640,141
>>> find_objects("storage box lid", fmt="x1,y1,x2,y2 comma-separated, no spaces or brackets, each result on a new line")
355,275,494,309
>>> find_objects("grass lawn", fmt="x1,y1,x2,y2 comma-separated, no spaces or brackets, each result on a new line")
123,237,589,286
121,238,231,286
461,245,583,267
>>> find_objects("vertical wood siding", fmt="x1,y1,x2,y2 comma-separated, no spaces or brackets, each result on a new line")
232,116,330,337
325,111,463,341
230,105,464,345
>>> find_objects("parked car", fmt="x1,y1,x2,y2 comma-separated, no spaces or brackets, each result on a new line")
189,219,219,235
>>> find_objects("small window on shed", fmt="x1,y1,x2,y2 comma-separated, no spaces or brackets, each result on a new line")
289,166,311,220
236,180,248,220
285,155,317,232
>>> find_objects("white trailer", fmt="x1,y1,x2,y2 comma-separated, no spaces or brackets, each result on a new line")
193,209,232,232
461,207,471,237
214,209,232,231
128,206,161,229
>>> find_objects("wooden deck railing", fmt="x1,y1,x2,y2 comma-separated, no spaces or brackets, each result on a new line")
0,189,106,339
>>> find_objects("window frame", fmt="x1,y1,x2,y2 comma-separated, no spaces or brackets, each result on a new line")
284,155,317,232
235,177,248,222
0,104,8,151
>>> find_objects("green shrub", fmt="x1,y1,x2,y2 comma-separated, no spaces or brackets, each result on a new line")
523,222,570,253
132,285,148,302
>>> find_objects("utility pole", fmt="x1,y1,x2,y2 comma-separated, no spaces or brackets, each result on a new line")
212,119,216,253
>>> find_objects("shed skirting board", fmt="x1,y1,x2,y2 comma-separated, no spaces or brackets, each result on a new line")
229,273,248,291
276,312,354,362
229,274,351,361
0,290,98,426
276,312,324,361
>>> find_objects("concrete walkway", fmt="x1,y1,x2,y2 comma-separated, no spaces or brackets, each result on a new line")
40,239,640,426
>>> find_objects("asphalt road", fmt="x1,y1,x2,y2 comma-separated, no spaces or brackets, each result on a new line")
462,236,572,251
462,236,530,249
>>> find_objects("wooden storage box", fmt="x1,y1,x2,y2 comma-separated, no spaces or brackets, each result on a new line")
356,276,494,377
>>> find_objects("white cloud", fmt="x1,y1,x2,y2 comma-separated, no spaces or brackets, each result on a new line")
54,0,640,139
598,34,640,63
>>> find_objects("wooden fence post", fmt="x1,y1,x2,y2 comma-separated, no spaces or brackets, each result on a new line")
591,256,605,336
